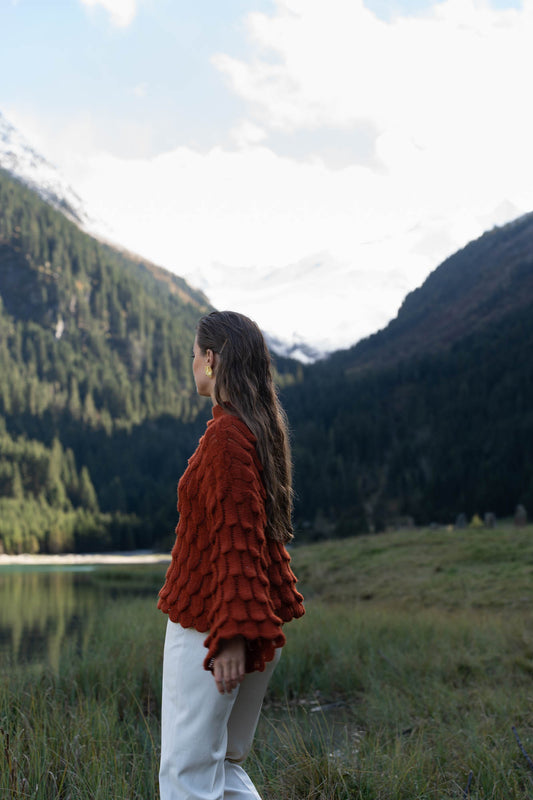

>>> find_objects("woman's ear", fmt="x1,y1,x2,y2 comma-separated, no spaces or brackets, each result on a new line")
205,348,217,370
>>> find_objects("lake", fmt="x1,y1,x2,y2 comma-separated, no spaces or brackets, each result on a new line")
0,561,168,673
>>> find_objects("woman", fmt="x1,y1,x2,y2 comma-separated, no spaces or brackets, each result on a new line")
158,310,305,800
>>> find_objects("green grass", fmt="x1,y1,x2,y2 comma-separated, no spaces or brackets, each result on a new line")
2,524,533,798
292,524,533,610
258,602,533,798
1,595,165,799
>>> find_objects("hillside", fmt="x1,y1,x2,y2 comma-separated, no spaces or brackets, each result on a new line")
0,167,305,555
282,215,533,536
332,212,533,374
0,167,216,553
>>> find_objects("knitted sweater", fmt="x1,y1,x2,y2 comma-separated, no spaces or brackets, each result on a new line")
158,404,305,672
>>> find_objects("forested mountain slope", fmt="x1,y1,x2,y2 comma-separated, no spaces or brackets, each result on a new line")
282,216,533,536
0,168,215,553
331,212,533,374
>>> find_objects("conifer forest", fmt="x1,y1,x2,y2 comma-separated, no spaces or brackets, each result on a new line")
1,167,532,553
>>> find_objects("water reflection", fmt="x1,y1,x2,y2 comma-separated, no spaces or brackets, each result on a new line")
0,566,157,672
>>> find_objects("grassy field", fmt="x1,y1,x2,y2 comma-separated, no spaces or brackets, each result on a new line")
2,524,533,798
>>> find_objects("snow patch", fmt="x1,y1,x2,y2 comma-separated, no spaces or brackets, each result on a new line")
0,110,92,227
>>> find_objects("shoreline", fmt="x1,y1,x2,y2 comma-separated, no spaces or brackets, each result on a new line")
0,551,171,566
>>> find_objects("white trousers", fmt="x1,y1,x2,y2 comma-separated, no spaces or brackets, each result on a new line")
159,620,280,800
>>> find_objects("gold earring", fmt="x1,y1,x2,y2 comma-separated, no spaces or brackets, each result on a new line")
205,364,213,377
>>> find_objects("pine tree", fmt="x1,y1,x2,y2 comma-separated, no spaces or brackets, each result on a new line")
46,438,68,509
68,376,82,419
78,466,99,512
82,389,98,426
11,462,24,500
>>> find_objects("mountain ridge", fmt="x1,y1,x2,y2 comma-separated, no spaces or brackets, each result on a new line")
330,211,533,374
281,213,533,536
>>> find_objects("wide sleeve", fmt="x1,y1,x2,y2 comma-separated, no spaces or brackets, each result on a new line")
202,424,287,672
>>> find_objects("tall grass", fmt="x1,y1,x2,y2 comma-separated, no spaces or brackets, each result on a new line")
2,525,533,798
1,596,164,800
257,602,533,798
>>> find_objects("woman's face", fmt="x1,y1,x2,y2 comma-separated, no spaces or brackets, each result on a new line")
192,336,213,398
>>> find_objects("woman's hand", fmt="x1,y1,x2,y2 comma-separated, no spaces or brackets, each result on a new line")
212,636,246,694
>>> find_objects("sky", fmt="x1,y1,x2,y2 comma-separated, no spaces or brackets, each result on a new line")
1,0,533,353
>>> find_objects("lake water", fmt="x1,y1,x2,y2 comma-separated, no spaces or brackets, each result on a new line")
0,563,165,672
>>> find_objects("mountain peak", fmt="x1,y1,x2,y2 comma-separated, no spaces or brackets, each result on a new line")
0,111,90,227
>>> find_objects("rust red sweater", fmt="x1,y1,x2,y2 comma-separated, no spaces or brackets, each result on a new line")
158,404,305,672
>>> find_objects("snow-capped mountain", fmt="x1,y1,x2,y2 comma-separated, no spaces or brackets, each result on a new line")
0,111,91,227
265,333,325,364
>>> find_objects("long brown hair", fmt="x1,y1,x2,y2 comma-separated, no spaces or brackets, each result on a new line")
196,310,293,543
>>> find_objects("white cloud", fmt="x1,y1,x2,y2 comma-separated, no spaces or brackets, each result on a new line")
69,129,528,350
79,0,137,28
18,0,533,349
214,0,533,144
77,145,378,272
229,120,268,148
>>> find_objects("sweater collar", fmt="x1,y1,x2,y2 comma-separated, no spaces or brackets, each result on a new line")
209,403,257,445
212,404,226,420
210,403,240,423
